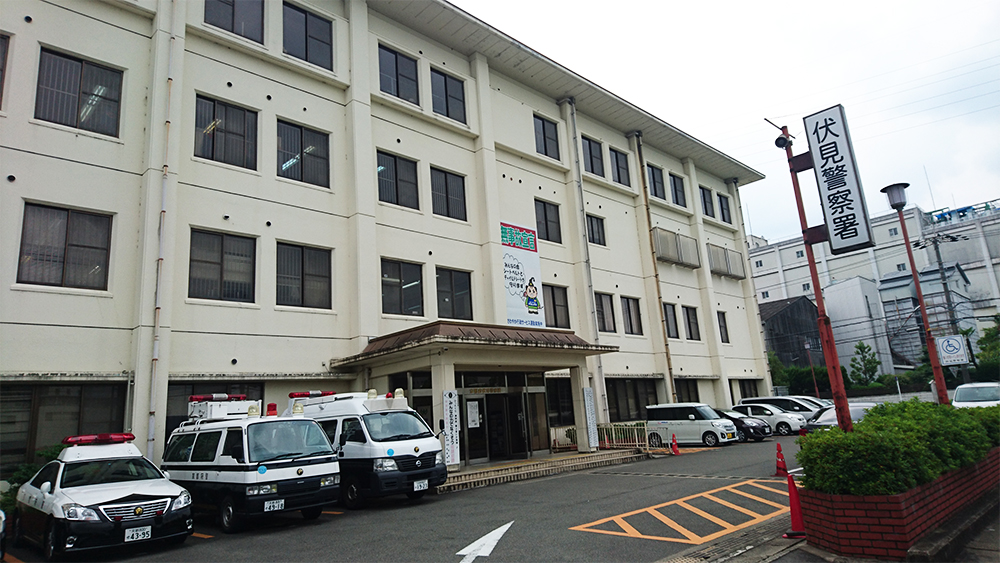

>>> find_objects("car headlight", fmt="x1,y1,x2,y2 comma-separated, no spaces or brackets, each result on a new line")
171,490,192,511
63,504,100,521
246,484,277,496
711,421,726,428
435,451,444,465
373,458,398,472
320,475,339,487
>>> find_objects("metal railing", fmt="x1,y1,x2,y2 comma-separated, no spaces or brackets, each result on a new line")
596,421,651,451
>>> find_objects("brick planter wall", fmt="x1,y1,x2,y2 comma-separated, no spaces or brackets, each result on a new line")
800,447,1000,561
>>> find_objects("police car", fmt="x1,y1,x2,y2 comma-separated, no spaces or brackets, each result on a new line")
161,394,340,533
11,433,193,560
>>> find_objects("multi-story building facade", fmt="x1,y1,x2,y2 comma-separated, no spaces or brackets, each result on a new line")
0,0,768,471
749,200,1000,370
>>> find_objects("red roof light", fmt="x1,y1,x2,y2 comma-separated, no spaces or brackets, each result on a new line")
63,433,136,445
288,391,336,398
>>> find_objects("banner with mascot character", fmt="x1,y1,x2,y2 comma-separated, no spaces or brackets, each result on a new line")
500,222,545,328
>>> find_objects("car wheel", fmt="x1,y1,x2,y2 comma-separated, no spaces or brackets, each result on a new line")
648,433,663,448
301,506,323,520
218,496,243,534
11,510,25,548
776,422,792,435
341,476,364,510
737,430,747,443
702,432,719,447
406,490,426,501
43,521,60,562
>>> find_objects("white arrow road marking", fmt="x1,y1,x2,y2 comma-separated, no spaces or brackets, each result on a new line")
456,520,514,563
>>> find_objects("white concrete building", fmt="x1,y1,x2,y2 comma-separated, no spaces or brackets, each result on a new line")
0,0,768,470
823,277,894,376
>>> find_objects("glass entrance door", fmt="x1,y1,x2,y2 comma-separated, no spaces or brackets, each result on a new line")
465,397,488,464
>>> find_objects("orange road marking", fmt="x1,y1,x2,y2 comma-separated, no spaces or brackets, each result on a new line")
747,481,789,496
702,493,763,518
192,532,214,539
729,487,788,509
322,511,344,515
676,500,732,529
4,552,25,563
647,509,701,542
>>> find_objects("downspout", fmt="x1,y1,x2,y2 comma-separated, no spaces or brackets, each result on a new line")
631,131,675,401
561,97,607,421
149,0,177,454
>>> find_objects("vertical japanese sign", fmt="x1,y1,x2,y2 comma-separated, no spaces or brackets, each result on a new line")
442,390,460,465
501,222,544,328
803,105,874,255
583,388,599,449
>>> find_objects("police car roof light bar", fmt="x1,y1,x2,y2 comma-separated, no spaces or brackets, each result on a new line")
288,391,336,398
188,393,247,402
266,402,278,416
63,433,136,445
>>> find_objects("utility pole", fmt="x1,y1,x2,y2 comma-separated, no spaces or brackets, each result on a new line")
916,232,971,383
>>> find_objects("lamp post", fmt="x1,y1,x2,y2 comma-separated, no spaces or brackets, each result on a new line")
880,183,950,405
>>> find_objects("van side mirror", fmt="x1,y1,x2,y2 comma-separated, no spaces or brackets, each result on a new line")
230,445,245,463
687,414,695,420
40,482,52,495
339,434,348,447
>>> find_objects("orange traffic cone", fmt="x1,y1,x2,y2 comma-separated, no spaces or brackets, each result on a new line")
782,474,806,538
671,434,681,456
773,443,789,477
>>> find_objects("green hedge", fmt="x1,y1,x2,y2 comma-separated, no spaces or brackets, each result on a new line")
797,400,1000,495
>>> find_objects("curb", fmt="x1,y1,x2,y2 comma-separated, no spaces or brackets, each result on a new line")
906,485,1000,562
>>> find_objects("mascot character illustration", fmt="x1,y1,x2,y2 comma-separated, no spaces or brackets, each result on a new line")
523,278,541,314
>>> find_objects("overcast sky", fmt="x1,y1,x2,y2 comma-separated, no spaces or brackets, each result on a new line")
448,0,1000,244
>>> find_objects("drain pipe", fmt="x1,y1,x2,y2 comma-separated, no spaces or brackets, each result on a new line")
630,131,675,401
149,0,178,455
560,96,607,422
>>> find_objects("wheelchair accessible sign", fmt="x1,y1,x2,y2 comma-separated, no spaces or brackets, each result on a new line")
936,336,969,366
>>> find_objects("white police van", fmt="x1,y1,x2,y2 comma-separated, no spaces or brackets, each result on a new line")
282,389,447,509
160,394,340,533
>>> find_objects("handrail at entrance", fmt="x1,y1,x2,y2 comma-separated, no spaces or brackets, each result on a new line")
597,422,651,451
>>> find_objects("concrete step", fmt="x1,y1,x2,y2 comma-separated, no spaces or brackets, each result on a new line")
436,449,648,493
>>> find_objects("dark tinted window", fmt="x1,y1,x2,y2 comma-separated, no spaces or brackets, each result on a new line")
277,120,329,187
595,292,615,332
582,137,603,176
379,45,418,104
377,151,418,209
222,429,243,458
533,115,559,160
535,199,561,243
543,284,569,329
587,214,605,246
276,243,331,308
205,0,264,43
381,259,423,316
431,69,466,123
191,431,223,462
700,187,715,218
669,173,686,207
648,166,665,199
194,95,258,170
610,148,630,186
31,462,60,489
431,168,467,220
436,267,472,320
189,230,256,302
163,434,196,462
282,3,332,70
17,204,112,290
35,50,122,136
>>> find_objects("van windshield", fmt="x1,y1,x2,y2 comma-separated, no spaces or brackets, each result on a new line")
695,406,721,420
363,411,433,442
248,420,334,463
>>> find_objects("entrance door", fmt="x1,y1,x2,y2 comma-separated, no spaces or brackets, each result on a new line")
485,394,509,460
508,393,528,459
466,397,488,464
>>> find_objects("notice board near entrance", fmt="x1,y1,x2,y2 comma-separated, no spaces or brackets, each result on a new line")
443,390,460,465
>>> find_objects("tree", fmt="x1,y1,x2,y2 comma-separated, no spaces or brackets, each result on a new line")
848,341,881,386
976,314,1000,364
768,350,787,386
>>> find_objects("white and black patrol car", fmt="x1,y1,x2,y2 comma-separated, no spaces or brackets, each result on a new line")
161,394,340,533
11,433,193,560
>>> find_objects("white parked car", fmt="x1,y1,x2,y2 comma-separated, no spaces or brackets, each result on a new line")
732,404,807,435
952,382,1000,408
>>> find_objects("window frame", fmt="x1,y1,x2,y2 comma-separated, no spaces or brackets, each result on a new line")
595,292,616,333
718,193,732,224
1,34,10,108
17,203,113,290
430,167,467,221
188,229,256,303
381,258,423,316
621,296,643,335
682,305,700,341
648,165,665,200
543,284,570,329
282,2,332,70
762,291,770,299
582,137,604,177
194,95,258,170
700,186,715,218
535,199,562,244
430,68,466,124
533,115,560,160
378,44,418,105
436,267,473,321
276,242,331,309
718,311,730,343
610,148,630,186
204,0,264,44
276,120,329,187
376,150,419,210
586,214,606,246
35,49,123,137
669,173,686,207
663,303,679,339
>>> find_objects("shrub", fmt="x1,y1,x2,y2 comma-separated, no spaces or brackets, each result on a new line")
0,443,67,514
797,399,998,495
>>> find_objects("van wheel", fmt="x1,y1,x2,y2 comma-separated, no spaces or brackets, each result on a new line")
702,432,719,447
301,506,323,520
218,496,244,533
648,433,663,448
776,422,792,436
341,477,364,510
406,490,426,501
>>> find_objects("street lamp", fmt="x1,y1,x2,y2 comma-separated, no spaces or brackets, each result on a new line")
880,183,950,405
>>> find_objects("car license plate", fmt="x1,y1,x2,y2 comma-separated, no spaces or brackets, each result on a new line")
124,526,152,542
264,499,285,512
413,479,428,492
726,433,735,439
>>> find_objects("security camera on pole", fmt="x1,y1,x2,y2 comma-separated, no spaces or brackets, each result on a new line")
766,104,876,432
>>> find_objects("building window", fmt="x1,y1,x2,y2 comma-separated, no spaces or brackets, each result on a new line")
0,35,10,107
802,282,810,291
700,187,715,218
682,306,700,340
377,151,418,209
543,284,570,329
754,260,763,268
607,379,658,422
195,95,258,170
663,303,679,339
718,194,732,224
431,168,467,221
276,243,330,309
17,204,112,290
535,199,561,243
188,230,255,302
582,137,603,176
277,120,329,187
669,173,686,207
762,291,769,299
378,45,418,105
205,0,264,43
739,380,758,399
587,215,606,246
431,69,466,123
897,263,907,272
889,227,899,236
595,292,616,333
675,379,699,403
795,250,804,258
282,3,332,70
533,115,559,160
621,297,642,335
546,378,574,427
648,166,665,200
35,49,122,137
610,149,630,186
718,311,730,343
436,267,472,320
381,259,423,316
